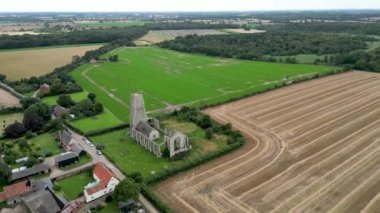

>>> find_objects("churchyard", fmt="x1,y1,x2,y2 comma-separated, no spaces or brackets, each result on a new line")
90,118,229,177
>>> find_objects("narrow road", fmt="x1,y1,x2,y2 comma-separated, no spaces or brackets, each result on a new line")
68,128,159,213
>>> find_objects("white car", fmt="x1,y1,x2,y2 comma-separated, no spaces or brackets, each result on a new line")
96,150,102,155
89,143,94,147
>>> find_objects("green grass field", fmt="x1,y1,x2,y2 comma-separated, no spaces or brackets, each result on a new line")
71,46,338,123
42,91,89,106
0,113,23,134
90,119,229,177
56,172,93,200
69,109,124,133
29,133,62,156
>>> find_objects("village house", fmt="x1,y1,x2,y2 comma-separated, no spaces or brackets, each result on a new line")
0,180,33,205
58,130,86,156
39,83,50,94
9,163,50,182
53,105,68,118
84,163,119,203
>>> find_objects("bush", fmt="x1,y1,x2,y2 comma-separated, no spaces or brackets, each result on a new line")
53,184,61,191
4,122,27,138
105,195,113,203
25,131,37,139
128,172,143,184
205,127,214,140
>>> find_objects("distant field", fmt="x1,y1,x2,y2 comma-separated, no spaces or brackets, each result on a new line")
0,113,23,134
75,20,145,28
0,44,103,81
135,29,227,45
71,46,338,122
223,28,266,34
0,88,20,108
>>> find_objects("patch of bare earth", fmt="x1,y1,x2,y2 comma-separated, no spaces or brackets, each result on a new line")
154,71,380,212
0,88,20,108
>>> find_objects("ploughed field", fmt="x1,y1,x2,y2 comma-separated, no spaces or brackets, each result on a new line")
0,44,102,80
71,46,336,121
154,71,380,212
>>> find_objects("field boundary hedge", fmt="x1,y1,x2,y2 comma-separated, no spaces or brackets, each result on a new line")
84,123,129,137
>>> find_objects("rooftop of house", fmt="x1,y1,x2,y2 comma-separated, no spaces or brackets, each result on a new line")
85,163,115,195
9,163,50,182
60,130,74,145
71,143,85,155
0,180,33,202
22,190,61,213
55,152,79,163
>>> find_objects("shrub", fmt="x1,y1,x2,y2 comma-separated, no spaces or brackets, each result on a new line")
205,127,214,140
105,195,113,203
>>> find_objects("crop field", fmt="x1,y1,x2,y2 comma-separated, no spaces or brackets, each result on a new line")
0,44,103,81
75,20,145,28
154,71,380,212
0,88,20,108
135,29,227,45
70,46,337,122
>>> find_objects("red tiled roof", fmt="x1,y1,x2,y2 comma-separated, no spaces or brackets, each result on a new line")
86,163,114,195
0,180,32,202
93,163,113,187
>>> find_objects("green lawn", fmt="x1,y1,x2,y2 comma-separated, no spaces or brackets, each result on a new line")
56,172,93,200
42,91,89,106
90,119,229,177
29,133,62,156
69,109,124,133
71,46,338,122
95,200,119,213
0,113,23,135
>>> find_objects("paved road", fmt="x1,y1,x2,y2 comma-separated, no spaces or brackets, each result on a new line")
68,129,159,213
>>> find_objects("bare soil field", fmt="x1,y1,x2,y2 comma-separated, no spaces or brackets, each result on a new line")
0,44,102,81
154,71,380,212
0,88,20,108
135,29,227,44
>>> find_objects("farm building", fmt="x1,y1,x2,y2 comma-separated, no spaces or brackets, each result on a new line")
21,190,64,213
39,83,50,94
71,143,86,156
9,163,50,182
84,163,119,203
0,179,54,206
55,152,80,168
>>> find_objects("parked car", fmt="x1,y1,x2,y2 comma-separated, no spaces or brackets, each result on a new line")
96,150,102,155
89,143,94,147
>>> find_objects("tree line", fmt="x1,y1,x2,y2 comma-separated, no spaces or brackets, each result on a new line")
260,22,380,35
159,31,369,60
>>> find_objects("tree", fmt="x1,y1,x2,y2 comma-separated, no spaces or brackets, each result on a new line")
88,93,97,102
0,161,10,184
114,179,140,201
4,122,27,138
205,127,214,140
20,97,40,109
93,102,104,114
0,74,6,82
128,172,143,183
57,95,74,108
24,157,38,168
24,103,51,122
23,113,45,132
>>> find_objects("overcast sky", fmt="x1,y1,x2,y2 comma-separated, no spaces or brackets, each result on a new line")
0,0,379,12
